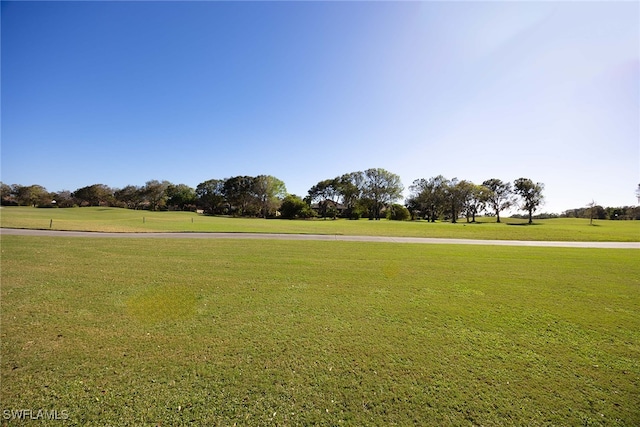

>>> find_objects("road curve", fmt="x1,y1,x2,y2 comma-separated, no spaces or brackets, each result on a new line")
1,228,638,248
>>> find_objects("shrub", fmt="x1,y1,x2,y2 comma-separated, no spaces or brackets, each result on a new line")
280,195,315,219
387,204,411,221
346,207,365,220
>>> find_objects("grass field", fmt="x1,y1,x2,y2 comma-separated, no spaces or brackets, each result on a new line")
1,206,639,241
1,235,639,425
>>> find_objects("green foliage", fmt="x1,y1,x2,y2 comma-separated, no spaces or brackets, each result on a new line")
347,206,364,220
307,178,341,218
195,179,226,214
307,169,403,220
50,190,75,208
166,183,197,211
386,203,410,221
483,178,513,223
5,184,53,207
253,175,287,218
72,183,114,207
407,175,448,222
142,180,171,211
562,205,640,220
605,206,640,220
223,176,257,216
2,237,639,425
279,194,314,219
513,178,545,223
363,168,404,220
338,172,365,214
113,185,143,209
5,175,290,216
0,182,11,203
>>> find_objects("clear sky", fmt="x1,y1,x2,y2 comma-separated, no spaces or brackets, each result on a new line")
2,1,638,214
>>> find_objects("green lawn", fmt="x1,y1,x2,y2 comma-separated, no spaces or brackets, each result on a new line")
1,206,639,241
1,236,639,425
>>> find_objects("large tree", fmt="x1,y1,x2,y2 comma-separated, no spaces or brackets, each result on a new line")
482,178,513,223
166,183,197,211
114,185,144,209
407,175,448,222
336,172,366,218
280,194,314,219
307,178,340,218
195,179,226,214
463,183,491,223
513,178,544,224
446,179,475,224
306,172,367,219
16,184,51,207
73,184,113,207
224,176,257,216
253,175,287,218
1,182,16,205
363,168,403,220
143,180,170,211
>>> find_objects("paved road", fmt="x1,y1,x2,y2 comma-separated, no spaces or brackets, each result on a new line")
2,228,639,248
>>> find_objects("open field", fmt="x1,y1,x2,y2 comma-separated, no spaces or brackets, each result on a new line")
1,235,639,425
1,206,639,241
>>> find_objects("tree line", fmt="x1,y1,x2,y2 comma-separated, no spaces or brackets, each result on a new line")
304,168,403,220
559,205,640,221
0,176,287,218
1,171,637,221
0,168,404,220
405,176,544,224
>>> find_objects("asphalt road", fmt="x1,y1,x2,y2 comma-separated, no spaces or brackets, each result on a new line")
2,228,639,248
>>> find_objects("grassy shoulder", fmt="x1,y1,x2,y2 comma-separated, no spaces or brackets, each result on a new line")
1,236,639,425
1,206,639,241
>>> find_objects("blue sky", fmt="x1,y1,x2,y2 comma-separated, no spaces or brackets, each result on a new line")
2,1,638,214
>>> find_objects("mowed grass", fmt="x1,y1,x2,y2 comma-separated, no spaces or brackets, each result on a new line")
1,236,639,425
2,206,639,241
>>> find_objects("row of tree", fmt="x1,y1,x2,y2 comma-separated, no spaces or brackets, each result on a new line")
195,175,286,217
560,205,640,221
305,168,403,220
0,176,287,218
0,169,403,220
1,172,635,221
303,173,544,223
405,176,544,224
